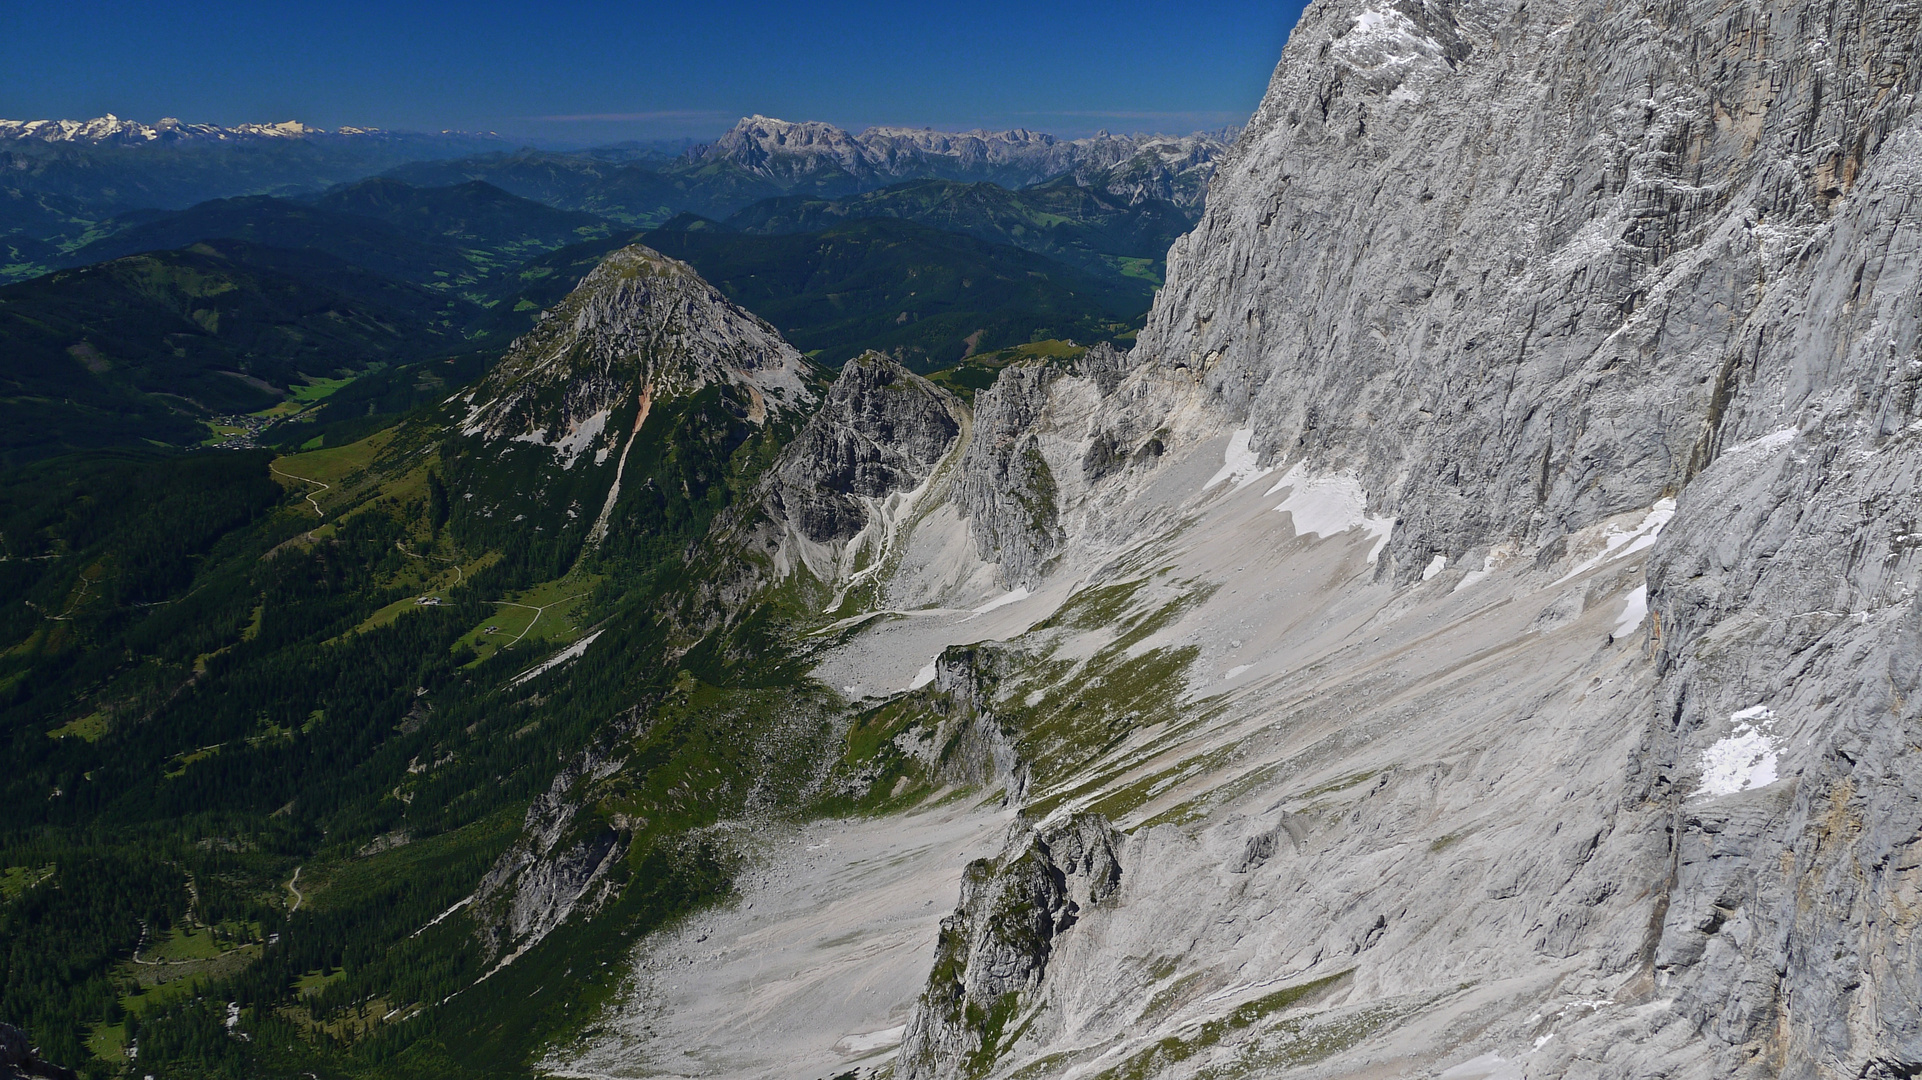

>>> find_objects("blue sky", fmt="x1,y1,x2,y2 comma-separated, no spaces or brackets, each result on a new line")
1,1,1308,143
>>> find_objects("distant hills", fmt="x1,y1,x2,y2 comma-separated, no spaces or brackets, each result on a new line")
642,218,1154,369
0,116,505,242
0,240,470,461
0,114,1223,462
384,115,1236,227
63,180,616,294
722,175,1194,282
0,112,1230,258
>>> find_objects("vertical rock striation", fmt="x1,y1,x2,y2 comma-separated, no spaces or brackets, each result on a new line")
889,0,1922,1075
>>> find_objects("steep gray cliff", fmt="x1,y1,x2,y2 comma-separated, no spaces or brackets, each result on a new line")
883,0,1922,1076
1140,0,1919,585
739,351,969,601
537,1,1921,1076
765,352,962,550
955,363,1068,589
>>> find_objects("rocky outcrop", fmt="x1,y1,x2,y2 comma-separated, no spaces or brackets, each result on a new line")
0,1024,74,1080
955,364,1067,588
737,352,968,598
470,747,629,970
898,815,1124,1080
765,353,962,548
900,645,1029,799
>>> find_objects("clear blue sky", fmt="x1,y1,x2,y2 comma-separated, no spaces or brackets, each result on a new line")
1,1,1308,144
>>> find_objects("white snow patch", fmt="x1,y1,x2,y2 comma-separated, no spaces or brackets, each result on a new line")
1266,464,1393,562
1453,555,1495,592
971,587,1031,615
1697,707,1783,797
1203,428,1272,491
1555,498,1677,583
1339,8,1446,67
908,660,938,691
1614,585,1648,638
834,1025,906,1055
1422,555,1447,581
1222,664,1253,682
511,629,604,687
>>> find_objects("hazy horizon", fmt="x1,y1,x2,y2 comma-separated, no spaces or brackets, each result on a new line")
1,0,1304,143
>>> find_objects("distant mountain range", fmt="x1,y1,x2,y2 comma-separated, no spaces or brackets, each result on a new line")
0,114,499,145
0,113,1226,461
690,115,1235,206
0,114,1234,255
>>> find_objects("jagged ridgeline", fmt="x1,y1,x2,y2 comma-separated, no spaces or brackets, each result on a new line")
8,0,1922,1075
0,226,1112,1079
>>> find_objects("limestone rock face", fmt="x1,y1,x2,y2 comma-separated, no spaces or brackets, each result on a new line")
469,747,629,969
955,364,1068,588
898,815,1125,1080
874,0,1922,1076
766,353,962,548
1138,0,1920,585
747,352,968,594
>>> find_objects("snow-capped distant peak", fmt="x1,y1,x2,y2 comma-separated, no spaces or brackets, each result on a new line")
0,115,498,145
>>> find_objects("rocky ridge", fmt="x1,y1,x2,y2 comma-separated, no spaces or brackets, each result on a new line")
451,0,1921,1075
460,244,810,448
0,114,497,145
754,352,968,594
693,116,1237,207
861,0,1922,1076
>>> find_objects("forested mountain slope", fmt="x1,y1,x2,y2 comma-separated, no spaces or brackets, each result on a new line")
4,0,1920,1077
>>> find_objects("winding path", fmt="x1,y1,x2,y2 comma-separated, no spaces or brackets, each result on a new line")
286,866,304,913
491,594,585,646
269,463,330,517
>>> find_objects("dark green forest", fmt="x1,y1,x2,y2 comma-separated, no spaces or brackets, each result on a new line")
0,382,806,1077
0,139,1186,1078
